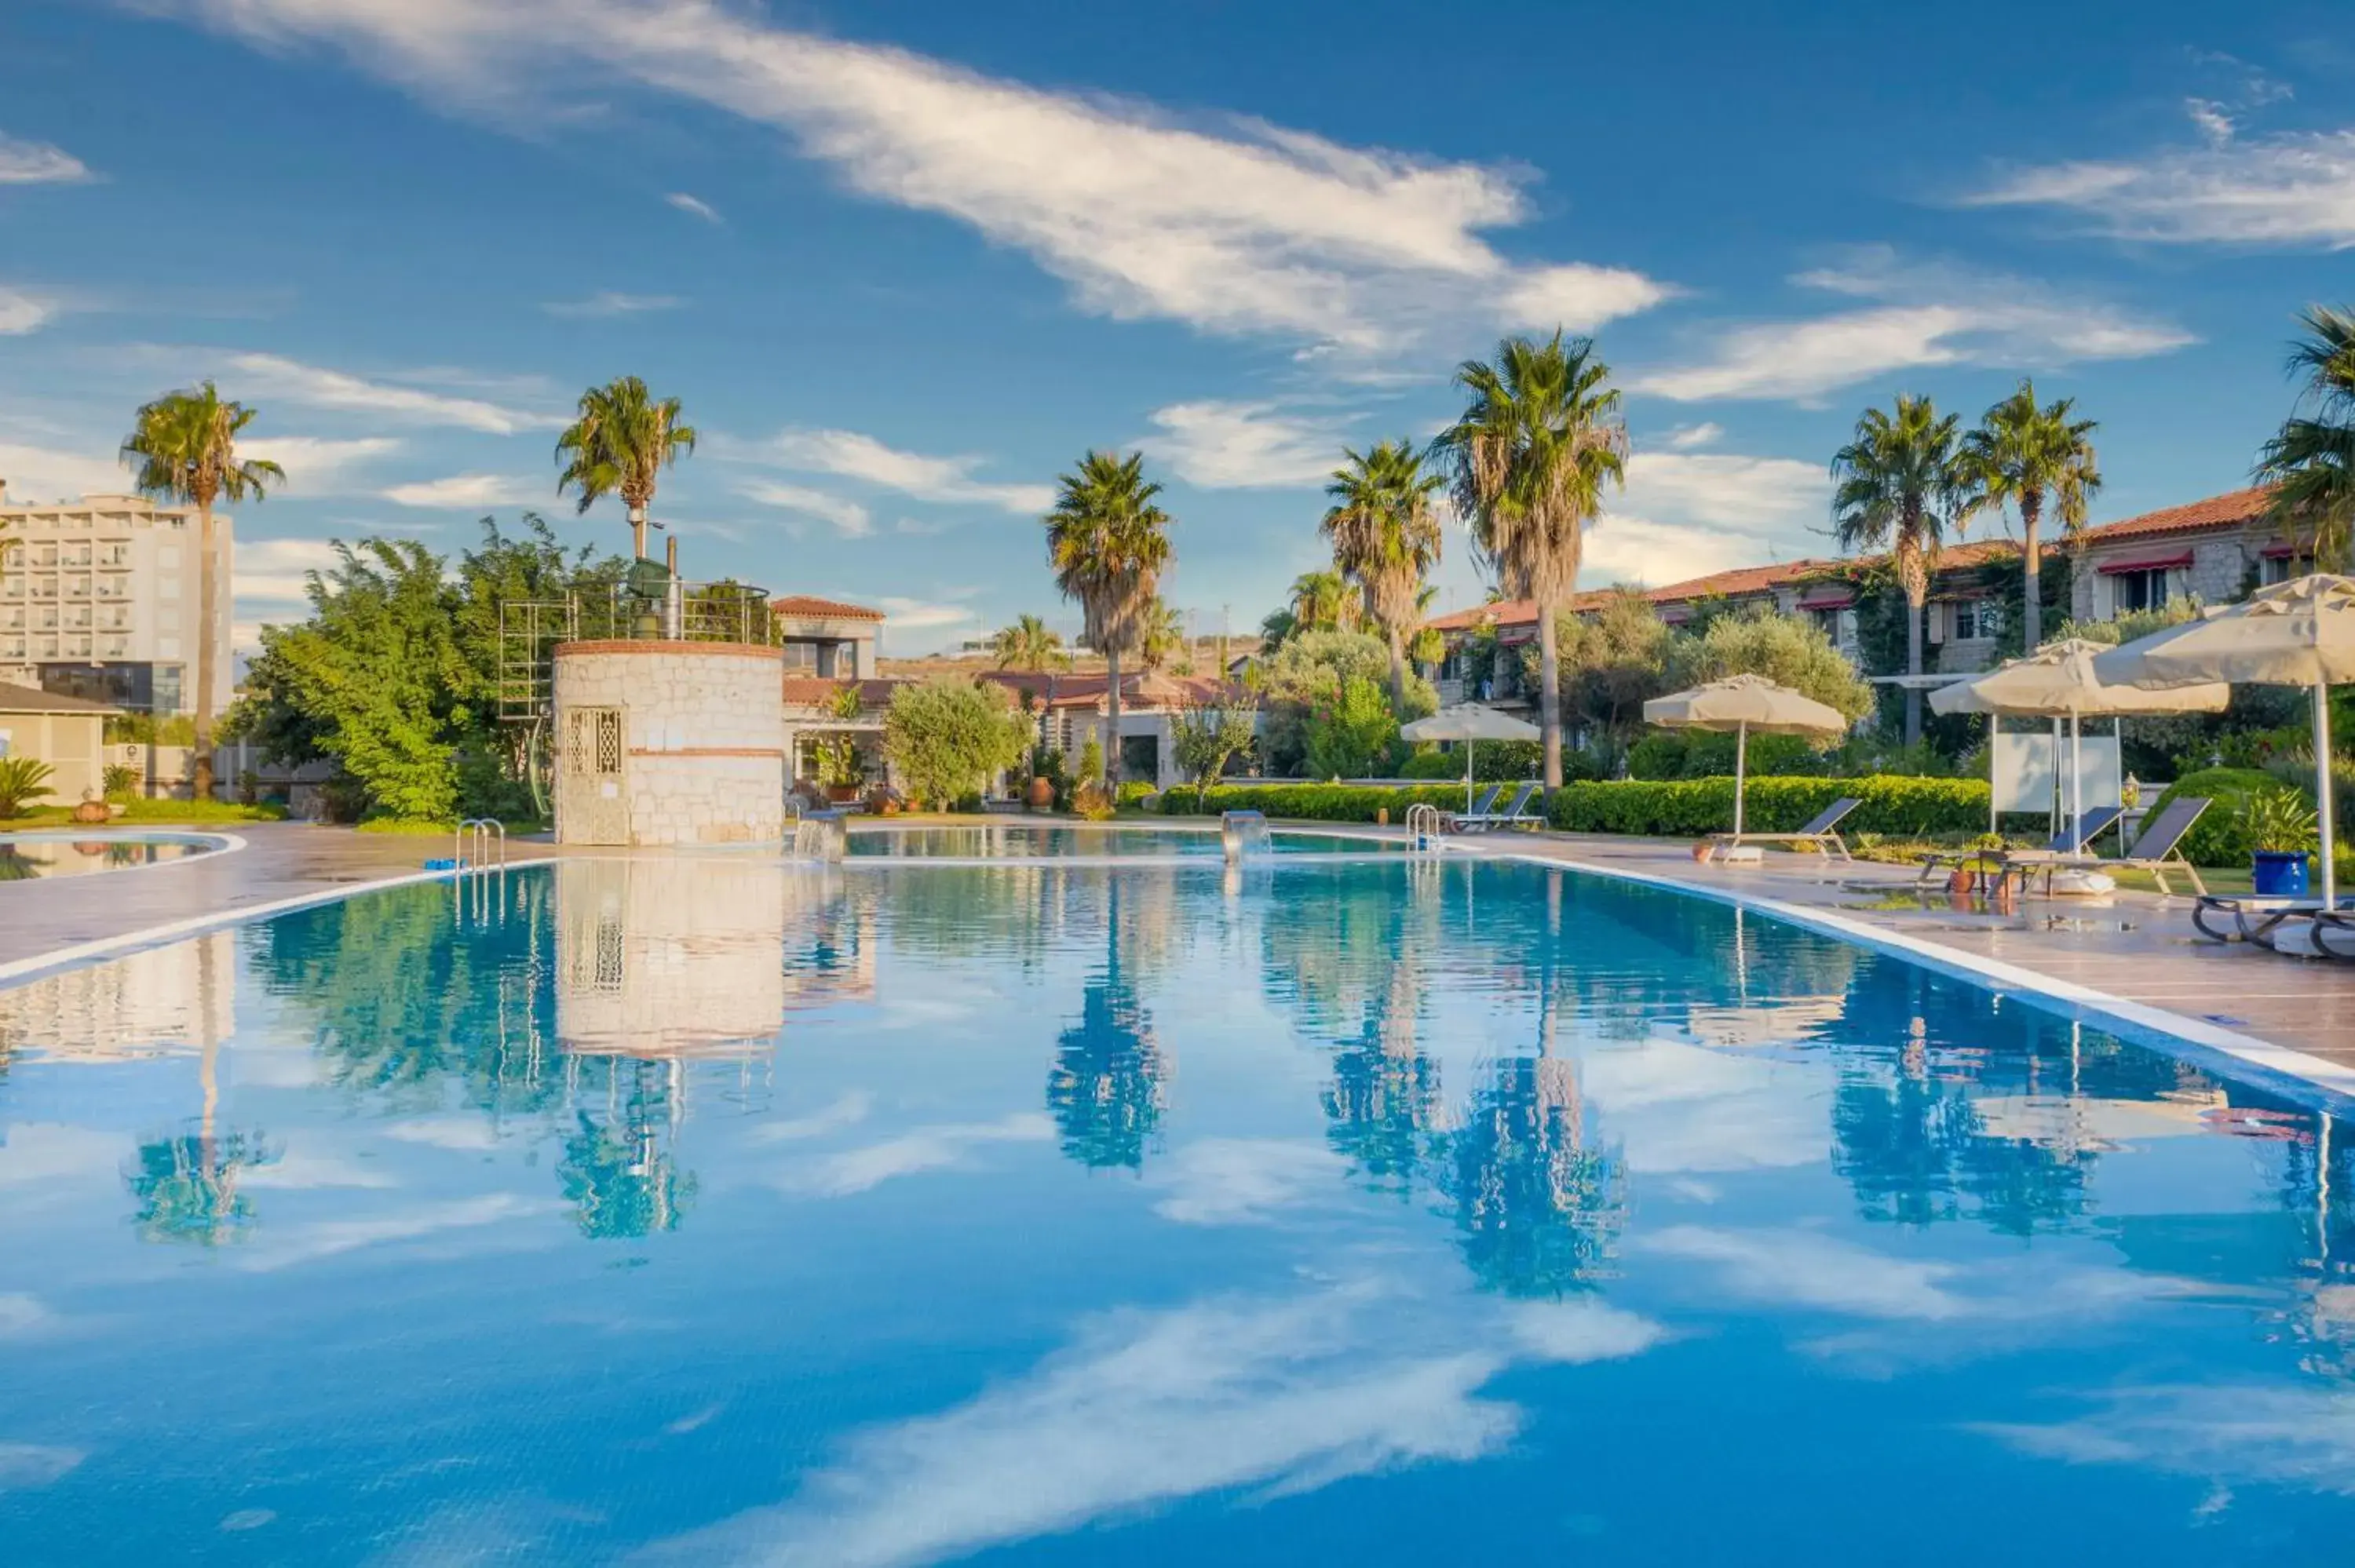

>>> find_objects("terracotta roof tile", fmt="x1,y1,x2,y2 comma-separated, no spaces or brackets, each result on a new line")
2076,486,2276,544
771,595,885,621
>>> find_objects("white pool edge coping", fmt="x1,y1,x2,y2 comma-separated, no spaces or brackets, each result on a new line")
0,828,250,883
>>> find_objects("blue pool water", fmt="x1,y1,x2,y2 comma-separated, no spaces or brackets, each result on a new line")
842,823,1364,857
2,844,2352,1563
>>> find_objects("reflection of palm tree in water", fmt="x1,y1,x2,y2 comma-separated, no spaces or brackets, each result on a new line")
1323,936,1441,1197
1046,879,1167,1171
125,938,279,1244
557,1058,697,1238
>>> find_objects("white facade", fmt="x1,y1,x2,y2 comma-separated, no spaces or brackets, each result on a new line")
552,640,787,846
0,490,235,716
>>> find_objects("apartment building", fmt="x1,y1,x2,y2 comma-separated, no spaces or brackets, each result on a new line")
0,488,235,717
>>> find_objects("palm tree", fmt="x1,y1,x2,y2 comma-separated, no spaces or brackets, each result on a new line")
554,375,698,562
1045,450,1173,789
1137,598,1188,674
121,383,284,802
1287,569,1359,635
990,613,1070,672
1432,332,1627,788
2258,304,2355,570
1956,381,2101,651
1322,439,1445,713
1831,395,1962,746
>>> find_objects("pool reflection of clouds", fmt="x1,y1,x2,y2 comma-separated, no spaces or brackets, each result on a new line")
1978,1384,2355,1497
785,1112,1056,1197
1147,1137,1345,1226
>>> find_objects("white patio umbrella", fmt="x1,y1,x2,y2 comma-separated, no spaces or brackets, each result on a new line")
1930,639,2229,851
1642,674,1849,836
1400,702,1543,815
2093,574,2355,907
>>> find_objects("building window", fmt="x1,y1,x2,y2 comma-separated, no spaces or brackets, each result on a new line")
781,640,819,673
2115,568,2172,613
98,542,130,567
1952,598,2002,641
2262,551,2314,585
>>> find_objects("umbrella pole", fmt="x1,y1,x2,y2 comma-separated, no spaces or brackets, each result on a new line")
2317,680,2338,908
1734,720,1747,837
1988,715,1999,835
1465,739,1475,819
2070,712,2085,853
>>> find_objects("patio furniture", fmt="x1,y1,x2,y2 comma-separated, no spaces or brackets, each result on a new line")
1447,784,1502,833
1914,807,2123,890
1459,782,1538,833
1642,676,1849,842
1399,704,1543,818
1711,797,1861,861
2032,796,2212,898
2192,894,2355,957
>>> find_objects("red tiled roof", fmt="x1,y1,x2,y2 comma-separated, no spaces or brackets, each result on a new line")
2079,487,2275,544
771,595,885,621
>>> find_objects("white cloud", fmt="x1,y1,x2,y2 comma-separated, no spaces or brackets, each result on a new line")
0,133,90,184
1140,400,1351,489
542,290,684,317
1148,1138,1344,1226
876,597,978,632
1623,450,1827,531
238,435,403,495
666,191,723,224
1660,422,1722,450
1980,1385,2355,1495
234,537,343,611
0,286,60,335
739,480,873,538
227,352,559,434
1968,126,2355,249
237,1193,555,1273
0,443,129,504
792,1112,1051,1196
159,0,1669,356
1642,1226,1973,1320
750,1092,874,1143
758,428,1053,513
382,472,535,509
0,1444,85,1491
1633,252,2192,403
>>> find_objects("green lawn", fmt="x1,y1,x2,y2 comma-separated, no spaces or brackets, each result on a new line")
3,798,290,829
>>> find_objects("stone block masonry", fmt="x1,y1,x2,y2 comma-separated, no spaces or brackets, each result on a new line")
551,640,787,847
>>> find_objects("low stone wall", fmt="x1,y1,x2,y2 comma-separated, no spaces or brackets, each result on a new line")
552,640,786,847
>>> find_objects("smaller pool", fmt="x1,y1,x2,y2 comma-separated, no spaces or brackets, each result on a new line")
0,830,227,881
845,823,1372,858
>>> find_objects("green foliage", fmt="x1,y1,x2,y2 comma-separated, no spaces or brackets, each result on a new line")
1076,735,1104,784
1627,730,1831,780
0,756,56,817
2241,787,2320,854
882,680,1030,808
1396,740,1544,782
554,375,697,556
1157,782,1477,821
2156,767,2299,866
1667,606,1875,720
1170,698,1258,806
1551,588,1673,746
2255,304,2355,570
1546,775,1987,837
101,763,140,800
104,713,197,746
1304,676,1400,779
1254,629,1437,773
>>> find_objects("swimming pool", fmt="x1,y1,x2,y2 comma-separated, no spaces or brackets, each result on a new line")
0,830,228,881
2,840,2350,1561
842,822,1367,857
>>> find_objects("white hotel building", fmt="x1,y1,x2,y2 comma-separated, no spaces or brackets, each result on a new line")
0,488,236,717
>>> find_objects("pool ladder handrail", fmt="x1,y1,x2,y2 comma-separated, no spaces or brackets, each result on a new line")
1404,802,1444,855
455,817,507,870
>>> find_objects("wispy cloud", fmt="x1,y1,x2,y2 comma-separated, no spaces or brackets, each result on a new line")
1139,400,1352,489
382,472,535,509
0,443,129,504
739,480,873,538
877,597,978,633
0,286,60,335
1571,447,1831,589
225,352,560,434
1659,422,1722,451
234,538,344,610
1633,250,2192,403
239,435,403,495
0,133,91,185
159,0,1669,357
542,290,684,318
1980,1384,2355,1496
1148,1138,1344,1226
1968,125,2355,250
790,1112,1050,1195
666,191,723,224
755,428,1053,514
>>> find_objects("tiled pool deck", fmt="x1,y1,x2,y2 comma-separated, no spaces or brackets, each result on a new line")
5,819,2353,1089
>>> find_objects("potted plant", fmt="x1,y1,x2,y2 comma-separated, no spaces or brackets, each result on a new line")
2244,787,2319,898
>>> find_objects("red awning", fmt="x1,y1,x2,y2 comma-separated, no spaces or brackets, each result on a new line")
2262,542,2309,560
2095,550,2193,575
1795,587,1855,610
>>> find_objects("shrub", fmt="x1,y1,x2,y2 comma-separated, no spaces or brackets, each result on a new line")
2241,787,2320,855
102,763,141,800
1545,775,1986,837
1398,740,1545,782
2154,767,2291,867
1304,676,1399,779
883,680,1029,809
0,756,56,818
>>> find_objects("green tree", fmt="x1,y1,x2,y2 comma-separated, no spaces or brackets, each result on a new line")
882,680,1029,807
1170,696,1257,807
2258,304,2355,570
1137,597,1189,674
121,381,285,801
1321,439,1445,713
1252,629,1437,775
1433,332,1627,789
1667,606,1875,720
0,757,54,818
554,375,698,562
1305,674,1400,779
990,613,1071,671
1955,381,2101,652
1286,569,1359,636
124,1129,279,1245
1831,394,1962,746
1550,585,1674,753
1045,450,1173,788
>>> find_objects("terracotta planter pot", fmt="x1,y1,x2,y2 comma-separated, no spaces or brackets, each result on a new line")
827,784,862,804
1026,775,1056,811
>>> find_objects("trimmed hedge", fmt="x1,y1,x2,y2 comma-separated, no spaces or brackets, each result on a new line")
1156,774,1988,837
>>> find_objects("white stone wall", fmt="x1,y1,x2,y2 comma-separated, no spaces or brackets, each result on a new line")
2073,533,2256,622
553,857,787,1053
553,643,786,846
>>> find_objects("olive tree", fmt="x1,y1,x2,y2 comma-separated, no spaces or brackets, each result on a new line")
883,680,1031,808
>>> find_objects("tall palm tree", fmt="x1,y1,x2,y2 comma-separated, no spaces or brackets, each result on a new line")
1322,439,1445,713
122,383,284,801
1956,381,2101,651
990,613,1070,672
1137,598,1188,674
554,376,698,562
2258,304,2355,570
1045,450,1173,788
1831,394,1962,746
1432,332,1627,788
1287,569,1358,635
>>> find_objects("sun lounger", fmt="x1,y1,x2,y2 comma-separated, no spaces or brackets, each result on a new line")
1446,784,1502,833
2029,797,2211,898
1714,797,1860,861
1915,806,2124,889
1459,781,1539,833
2193,890,2355,954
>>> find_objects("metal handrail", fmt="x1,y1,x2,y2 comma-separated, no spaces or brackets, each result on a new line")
456,817,507,870
1404,802,1444,855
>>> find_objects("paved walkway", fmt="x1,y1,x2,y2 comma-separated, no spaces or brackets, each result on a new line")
5,820,2353,1090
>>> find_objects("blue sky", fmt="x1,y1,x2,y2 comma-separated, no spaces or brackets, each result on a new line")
2,1,2351,654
